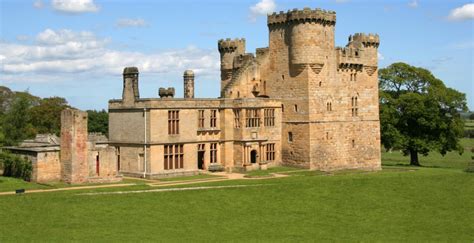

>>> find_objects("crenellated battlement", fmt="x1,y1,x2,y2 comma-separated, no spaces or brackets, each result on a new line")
218,38,246,52
268,7,336,26
349,33,380,48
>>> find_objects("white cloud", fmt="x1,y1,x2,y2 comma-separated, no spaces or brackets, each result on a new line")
378,52,384,61
51,0,99,13
33,0,44,9
448,3,474,21
0,29,219,83
249,0,276,22
408,0,418,8
16,35,30,41
116,18,148,28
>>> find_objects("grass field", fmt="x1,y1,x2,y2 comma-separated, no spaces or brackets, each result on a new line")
0,139,472,241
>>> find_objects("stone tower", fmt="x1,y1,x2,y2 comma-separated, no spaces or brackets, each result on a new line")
122,67,140,105
183,70,195,99
218,38,246,95
60,109,89,184
218,7,381,171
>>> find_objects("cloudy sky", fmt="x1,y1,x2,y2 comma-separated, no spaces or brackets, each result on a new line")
0,0,473,110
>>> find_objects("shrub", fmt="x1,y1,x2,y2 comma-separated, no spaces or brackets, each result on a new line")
208,164,225,172
0,151,32,181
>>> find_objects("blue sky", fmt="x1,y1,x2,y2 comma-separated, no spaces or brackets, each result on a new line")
0,0,473,110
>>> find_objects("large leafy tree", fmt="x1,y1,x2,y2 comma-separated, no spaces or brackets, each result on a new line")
29,97,70,135
2,95,35,145
379,62,467,166
87,109,109,137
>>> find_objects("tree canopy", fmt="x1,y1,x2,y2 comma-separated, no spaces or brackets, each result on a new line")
379,62,468,165
87,109,109,137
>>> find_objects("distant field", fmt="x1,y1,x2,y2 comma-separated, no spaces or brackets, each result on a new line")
0,139,472,241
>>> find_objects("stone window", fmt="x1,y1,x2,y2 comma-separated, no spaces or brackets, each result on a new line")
266,143,275,161
264,108,275,126
288,132,293,143
281,104,284,112
352,139,355,148
294,105,298,112
164,144,184,170
246,109,260,127
350,72,357,81
351,96,358,117
198,110,205,128
210,109,217,128
326,102,332,111
233,109,241,128
168,110,179,135
210,143,218,163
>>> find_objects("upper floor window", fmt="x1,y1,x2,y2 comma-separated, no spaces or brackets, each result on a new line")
246,109,260,128
210,110,217,128
351,97,358,117
233,109,241,128
198,110,205,128
326,102,332,112
168,110,179,134
288,132,293,143
264,108,275,127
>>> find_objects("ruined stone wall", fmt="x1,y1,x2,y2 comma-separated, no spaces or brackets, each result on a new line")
35,151,61,182
60,109,89,184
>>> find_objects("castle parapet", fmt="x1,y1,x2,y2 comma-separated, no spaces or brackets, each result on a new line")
218,38,246,52
336,47,363,70
268,8,336,26
349,33,380,48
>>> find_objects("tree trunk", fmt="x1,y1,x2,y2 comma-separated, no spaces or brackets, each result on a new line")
409,149,420,166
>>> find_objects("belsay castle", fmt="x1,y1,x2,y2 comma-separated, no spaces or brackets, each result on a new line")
5,7,381,183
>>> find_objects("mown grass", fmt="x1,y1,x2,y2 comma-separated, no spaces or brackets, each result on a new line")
243,166,304,178
0,167,472,241
382,138,473,169
0,140,472,241
158,173,223,182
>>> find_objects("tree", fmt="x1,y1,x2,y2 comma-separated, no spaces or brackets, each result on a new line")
29,97,70,135
87,109,109,137
379,62,467,166
469,113,474,120
2,95,35,145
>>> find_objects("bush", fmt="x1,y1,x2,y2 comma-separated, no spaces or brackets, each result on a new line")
0,152,32,181
208,164,225,172
464,129,474,138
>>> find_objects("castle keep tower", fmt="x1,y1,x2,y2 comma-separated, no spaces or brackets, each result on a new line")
218,38,246,93
183,70,195,99
218,7,381,171
60,109,89,184
122,67,140,105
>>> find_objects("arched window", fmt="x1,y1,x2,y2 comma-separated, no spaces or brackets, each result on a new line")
351,96,358,117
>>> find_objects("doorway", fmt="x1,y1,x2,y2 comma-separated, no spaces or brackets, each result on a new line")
250,150,257,164
198,151,205,169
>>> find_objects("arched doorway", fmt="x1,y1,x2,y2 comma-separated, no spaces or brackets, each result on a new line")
250,150,257,164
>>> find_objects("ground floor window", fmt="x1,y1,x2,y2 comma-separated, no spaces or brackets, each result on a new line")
266,143,275,161
164,144,184,170
210,143,218,163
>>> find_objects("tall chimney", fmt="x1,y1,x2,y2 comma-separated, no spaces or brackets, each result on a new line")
122,67,139,105
183,70,194,99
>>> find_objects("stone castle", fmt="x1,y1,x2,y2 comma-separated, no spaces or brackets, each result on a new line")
4,7,381,182
110,7,381,178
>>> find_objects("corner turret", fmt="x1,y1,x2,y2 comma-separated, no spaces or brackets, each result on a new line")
218,38,246,90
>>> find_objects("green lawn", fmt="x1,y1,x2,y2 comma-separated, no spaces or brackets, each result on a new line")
0,140,472,241
382,138,473,170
